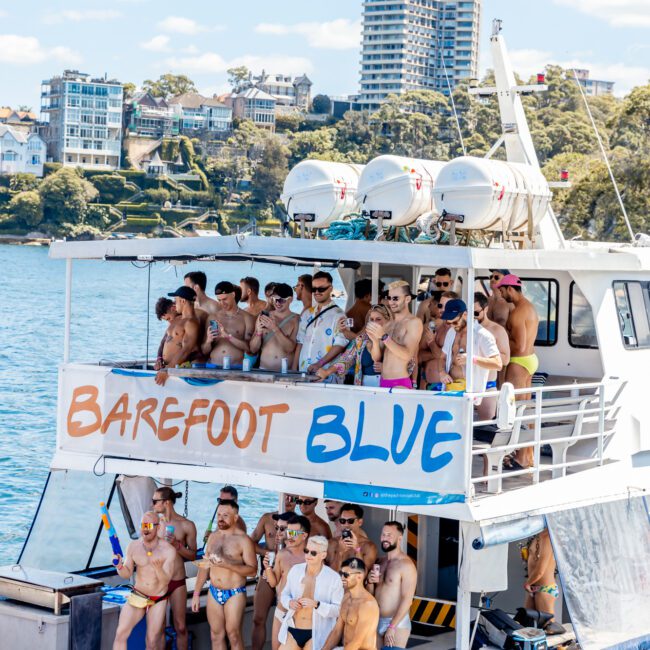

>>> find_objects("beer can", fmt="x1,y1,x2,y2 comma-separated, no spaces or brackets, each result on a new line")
428,320,436,331
243,357,251,372
281,358,288,374
223,355,231,370
267,551,276,567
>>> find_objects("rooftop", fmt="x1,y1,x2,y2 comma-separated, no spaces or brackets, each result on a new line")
169,92,229,109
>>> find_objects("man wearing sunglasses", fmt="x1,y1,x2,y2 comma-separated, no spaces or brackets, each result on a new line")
367,280,422,390
322,558,379,650
264,515,311,650
278,536,343,650
251,498,298,650
250,283,300,372
297,496,332,539
487,269,514,328
416,268,453,322
327,503,377,573
438,299,502,396
193,499,257,650
113,512,177,650
294,271,347,378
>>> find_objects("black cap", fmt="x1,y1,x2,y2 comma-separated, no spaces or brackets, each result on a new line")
441,299,467,321
272,283,293,299
489,269,510,276
272,511,298,522
168,286,196,301
215,281,235,295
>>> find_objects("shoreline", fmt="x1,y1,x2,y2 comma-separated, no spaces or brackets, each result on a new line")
0,235,51,246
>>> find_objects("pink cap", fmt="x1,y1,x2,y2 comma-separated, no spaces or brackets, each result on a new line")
495,273,522,288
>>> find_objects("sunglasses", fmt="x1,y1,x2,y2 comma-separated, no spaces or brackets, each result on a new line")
435,281,450,288
296,498,317,506
489,274,502,281
474,310,482,317
386,295,401,302
304,549,320,556
339,571,362,579
151,498,166,504
273,297,289,303
437,303,444,308
141,522,158,531
312,286,332,293
275,525,288,532
287,530,307,538
338,517,357,525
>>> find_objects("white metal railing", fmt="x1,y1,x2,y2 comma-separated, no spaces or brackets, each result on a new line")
468,379,624,496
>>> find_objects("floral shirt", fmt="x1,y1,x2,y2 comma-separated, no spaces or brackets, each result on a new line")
296,302,347,372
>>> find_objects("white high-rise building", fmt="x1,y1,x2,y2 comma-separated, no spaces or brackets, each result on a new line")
359,0,481,111
40,70,123,170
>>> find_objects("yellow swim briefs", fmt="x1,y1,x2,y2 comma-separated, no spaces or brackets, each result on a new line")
509,354,539,376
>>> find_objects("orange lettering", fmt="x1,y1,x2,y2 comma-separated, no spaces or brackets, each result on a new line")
67,385,102,437
182,399,210,446
133,398,158,440
232,402,257,449
158,397,184,442
207,400,230,446
101,393,132,436
258,403,290,453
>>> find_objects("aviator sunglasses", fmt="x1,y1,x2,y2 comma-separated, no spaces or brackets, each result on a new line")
434,281,450,288
303,549,320,556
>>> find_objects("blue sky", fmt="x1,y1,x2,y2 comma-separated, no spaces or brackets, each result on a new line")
1,0,649,112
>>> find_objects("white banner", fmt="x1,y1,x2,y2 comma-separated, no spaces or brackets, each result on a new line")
57,365,469,505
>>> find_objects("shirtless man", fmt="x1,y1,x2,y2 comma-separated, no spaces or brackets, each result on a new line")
152,487,197,650
327,503,377,573
294,274,312,314
474,292,510,419
156,286,203,386
322,558,379,650
524,529,558,622
368,280,423,390
497,274,540,468
154,297,178,371
240,276,267,317
367,521,417,650
419,291,458,388
184,271,221,327
264,515,311,650
487,269,514,328
346,279,374,333
112,512,176,650
416,268,453,323
250,498,298,650
297,496,332,539
193,500,257,650
201,281,255,367
204,485,247,542
278,535,342,650
323,500,343,538
250,283,300,371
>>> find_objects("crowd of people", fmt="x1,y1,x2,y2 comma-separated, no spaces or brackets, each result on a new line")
112,491,420,650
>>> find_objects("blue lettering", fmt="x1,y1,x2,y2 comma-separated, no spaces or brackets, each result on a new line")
390,404,424,464
306,405,352,464
350,402,389,462
421,411,462,472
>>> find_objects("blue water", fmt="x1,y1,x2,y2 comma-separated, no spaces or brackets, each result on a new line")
0,243,330,566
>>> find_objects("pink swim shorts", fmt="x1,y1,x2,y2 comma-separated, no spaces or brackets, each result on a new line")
379,377,413,389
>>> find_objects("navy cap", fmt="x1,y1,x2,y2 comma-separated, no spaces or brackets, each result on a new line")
441,299,467,321
272,511,298,522
214,280,236,295
168,286,196,301
489,269,510,276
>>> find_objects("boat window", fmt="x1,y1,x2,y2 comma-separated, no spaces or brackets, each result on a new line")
569,282,598,349
613,281,650,349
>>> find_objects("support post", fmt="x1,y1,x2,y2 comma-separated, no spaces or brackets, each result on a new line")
64,258,72,364
456,520,472,650
371,262,379,304
465,267,475,394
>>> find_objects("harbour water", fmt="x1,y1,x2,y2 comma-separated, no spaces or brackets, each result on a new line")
0,243,335,566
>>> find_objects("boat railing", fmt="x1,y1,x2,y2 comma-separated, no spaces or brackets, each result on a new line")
468,378,625,496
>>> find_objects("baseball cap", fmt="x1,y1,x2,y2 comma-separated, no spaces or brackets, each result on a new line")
167,286,196,301
489,268,510,276
272,511,298,522
495,274,522,288
272,283,293,299
441,299,468,321
214,280,236,295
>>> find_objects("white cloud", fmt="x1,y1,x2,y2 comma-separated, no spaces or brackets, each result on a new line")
181,45,200,55
553,0,650,27
0,35,82,65
255,18,361,50
505,48,650,96
165,51,313,77
43,10,122,24
140,35,170,52
157,16,208,35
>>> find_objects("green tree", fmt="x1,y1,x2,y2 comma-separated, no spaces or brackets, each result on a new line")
143,74,197,99
9,173,40,192
122,82,136,100
84,204,111,229
288,128,342,167
311,94,332,114
39,167,98,226
251,137,289,207
89,173,127,203
9,190,43,228
227,66,250,92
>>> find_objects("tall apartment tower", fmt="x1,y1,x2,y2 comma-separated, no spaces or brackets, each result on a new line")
40,70,123,169
359,0,481,111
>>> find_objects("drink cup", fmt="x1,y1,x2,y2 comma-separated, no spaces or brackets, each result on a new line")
345,317,355,329
281,358,289,374
243,357,251,372
223,355,231,370
428,321,436,331
267,551,276,567
165,525,175,543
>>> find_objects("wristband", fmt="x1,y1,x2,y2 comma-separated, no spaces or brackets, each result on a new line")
381,334,390,342
355,546,361,553
388,623,396,630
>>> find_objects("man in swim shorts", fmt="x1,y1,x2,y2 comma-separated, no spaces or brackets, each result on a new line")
497,274,540,468
368,280,422,390
322,558,379,650
152,486,197,650
367,521,417,650
112,512,176,650
524,528,558,622
193,500,257,650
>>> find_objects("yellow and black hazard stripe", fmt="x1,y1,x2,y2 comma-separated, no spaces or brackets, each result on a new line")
406,515,418,565
409,596,456,629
